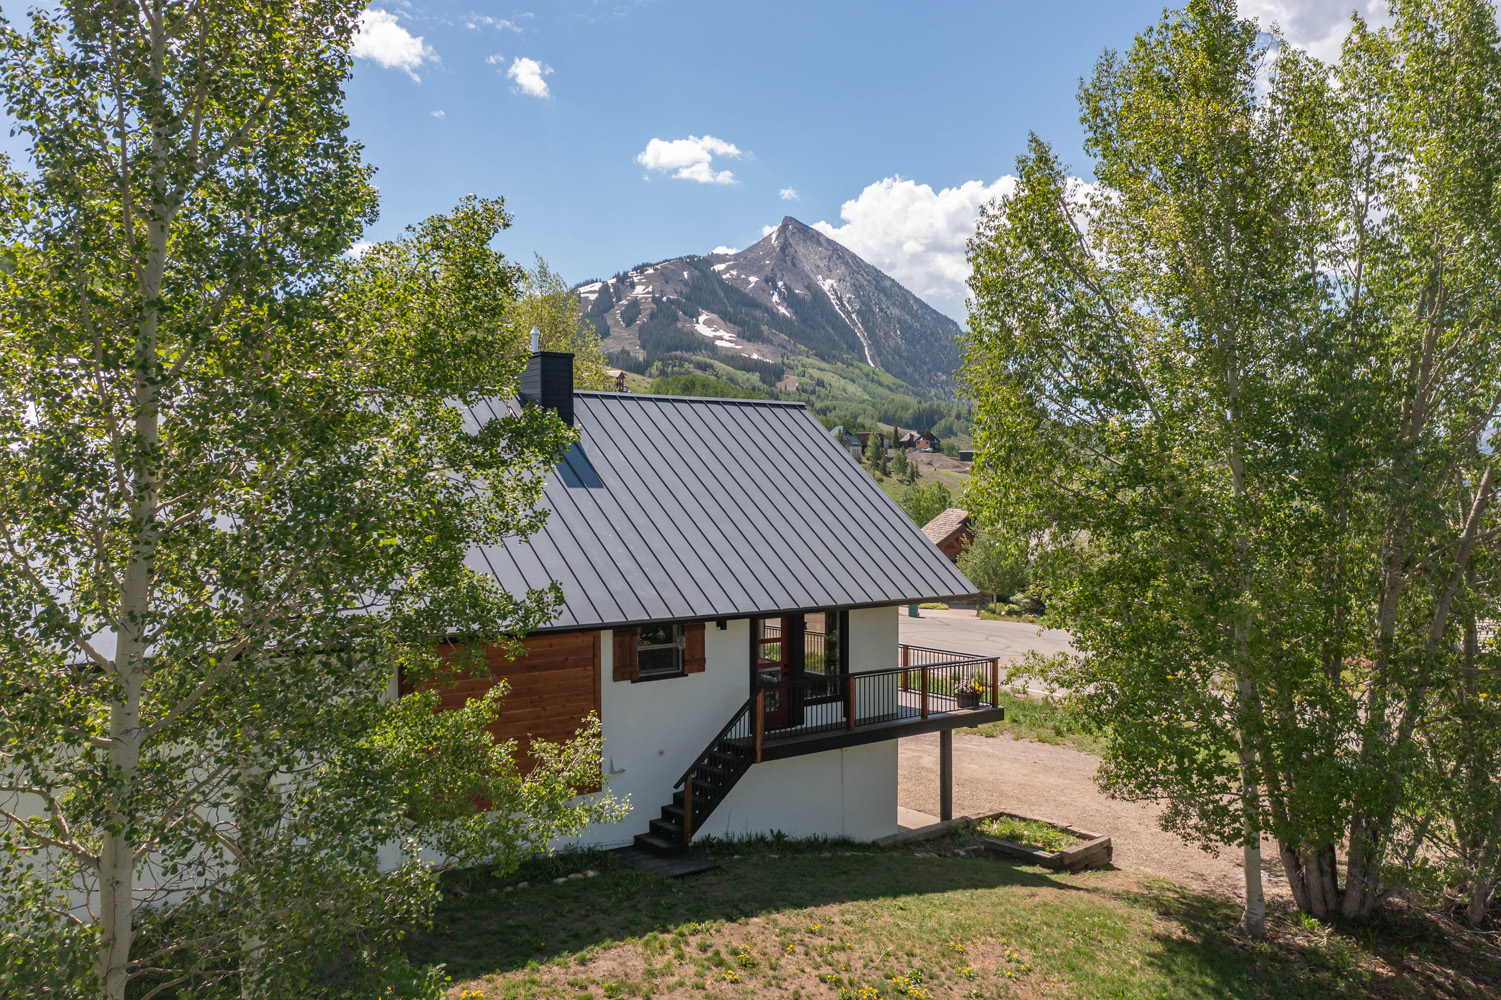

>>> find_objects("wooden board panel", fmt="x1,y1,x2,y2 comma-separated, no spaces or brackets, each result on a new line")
405,632,602,777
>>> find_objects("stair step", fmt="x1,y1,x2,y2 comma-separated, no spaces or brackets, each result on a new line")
694,763,732,781
634,832,687,856
661,803,684,822
649,817,684,840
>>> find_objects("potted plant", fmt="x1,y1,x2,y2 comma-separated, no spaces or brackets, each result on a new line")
955,673,985,708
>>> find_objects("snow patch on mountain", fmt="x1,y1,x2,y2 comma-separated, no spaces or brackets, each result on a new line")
816,277,875,366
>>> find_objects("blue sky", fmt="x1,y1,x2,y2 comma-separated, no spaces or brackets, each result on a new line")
0,2,1378,320
348,0,1170,319
344,2,1380,319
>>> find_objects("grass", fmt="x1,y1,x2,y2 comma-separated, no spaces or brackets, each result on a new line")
408,836,1499,1000
975,816,1078,853
964,691,1108,757
976,611,1042,625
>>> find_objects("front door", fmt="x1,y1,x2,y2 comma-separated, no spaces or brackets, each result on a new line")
752,617,791,729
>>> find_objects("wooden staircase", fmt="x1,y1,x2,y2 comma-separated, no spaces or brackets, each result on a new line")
634,693,760,856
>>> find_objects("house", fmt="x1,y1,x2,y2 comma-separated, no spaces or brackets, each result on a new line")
852,430,890,450
921,508,973,565
437,348,998,856
914,430,942,453
828,424,864,460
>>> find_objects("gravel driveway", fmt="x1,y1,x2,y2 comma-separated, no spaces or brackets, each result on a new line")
898,731,1287,903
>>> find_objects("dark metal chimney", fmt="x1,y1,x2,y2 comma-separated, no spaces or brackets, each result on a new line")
520,328,574,426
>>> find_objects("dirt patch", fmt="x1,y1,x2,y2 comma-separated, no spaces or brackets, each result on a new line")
899,730,1291,904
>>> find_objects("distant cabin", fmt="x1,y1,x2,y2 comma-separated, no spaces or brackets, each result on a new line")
828,425,863,460
921,508,973,564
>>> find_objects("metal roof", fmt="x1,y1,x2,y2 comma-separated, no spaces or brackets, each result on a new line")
463,391,977,631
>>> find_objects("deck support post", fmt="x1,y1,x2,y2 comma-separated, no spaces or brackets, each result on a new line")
754,690,765,763
900,644,910,691
683,775,694,844
990,657,1000,707
921,665,929,719
939,728,953,821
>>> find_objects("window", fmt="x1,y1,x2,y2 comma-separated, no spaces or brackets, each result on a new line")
637,623,684,680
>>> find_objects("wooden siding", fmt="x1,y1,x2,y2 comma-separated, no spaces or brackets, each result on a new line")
408,631,602,775
936,528,971,564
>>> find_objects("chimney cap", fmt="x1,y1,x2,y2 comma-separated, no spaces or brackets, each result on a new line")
529,327,541,352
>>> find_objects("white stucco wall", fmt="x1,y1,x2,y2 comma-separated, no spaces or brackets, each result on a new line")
703,740,897,842
568,604,902,849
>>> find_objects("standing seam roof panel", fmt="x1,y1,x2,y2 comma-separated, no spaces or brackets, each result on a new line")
643,398,844,611
570,397,728,618
466,392,977,630
595,397,779,615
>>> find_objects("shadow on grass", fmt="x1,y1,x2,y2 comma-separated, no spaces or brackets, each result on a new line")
410,845,1501,999
408,844,1097,981
1118,879,1500,1000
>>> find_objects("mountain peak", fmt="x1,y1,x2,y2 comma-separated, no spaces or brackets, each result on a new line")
581,221,963,392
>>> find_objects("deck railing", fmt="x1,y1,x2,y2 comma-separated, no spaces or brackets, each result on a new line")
668,641,1002,843
753,655,1001,746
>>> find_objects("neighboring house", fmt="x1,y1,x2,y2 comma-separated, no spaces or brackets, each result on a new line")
828,424,864,460
438,348,997,856
914,431,942,453
921,508,973,565
852,430,890,450
958,449,974,463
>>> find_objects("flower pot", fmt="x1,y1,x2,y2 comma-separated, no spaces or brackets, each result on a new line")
956,690,980,708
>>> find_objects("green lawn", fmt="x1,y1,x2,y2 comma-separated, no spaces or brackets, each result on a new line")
965,691,1107,757
408,836,1498,1000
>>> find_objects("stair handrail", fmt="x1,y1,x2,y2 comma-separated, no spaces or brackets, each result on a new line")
673,690,757,790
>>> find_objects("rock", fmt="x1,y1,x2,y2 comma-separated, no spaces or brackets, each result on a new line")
820,852,832,858
503,886,513,893
552,877,568,884
516,881,529,889
487,888,498,896
567,873,584,880
585,870,599,878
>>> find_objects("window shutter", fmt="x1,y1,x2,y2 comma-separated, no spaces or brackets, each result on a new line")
612,628,638,682
684,622,706,673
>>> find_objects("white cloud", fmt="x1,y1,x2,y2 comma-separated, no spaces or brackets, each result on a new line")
779,187,799,201
761,224,777,236
351,9,437,81
465,14,522,31
636,135,743,185
1240,1,1391,62
430,109,446,119
811,175,1018,320
347,240,376,257
712,245,739,255
505,56,552,98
